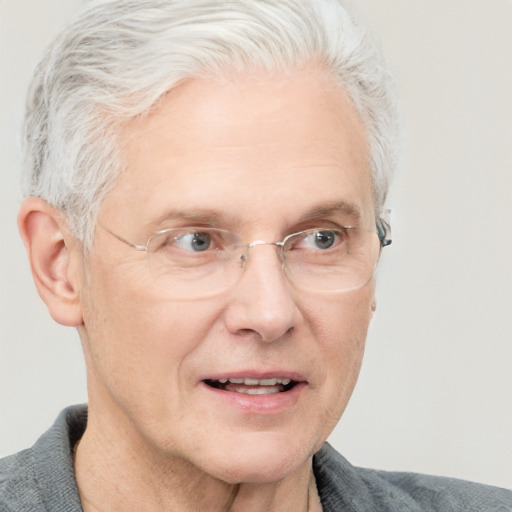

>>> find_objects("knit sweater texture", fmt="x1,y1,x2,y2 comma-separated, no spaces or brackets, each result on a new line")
1,405,511,511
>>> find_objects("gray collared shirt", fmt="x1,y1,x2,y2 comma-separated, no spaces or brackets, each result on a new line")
1,405,511,511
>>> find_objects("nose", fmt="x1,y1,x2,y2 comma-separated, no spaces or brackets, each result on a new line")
223,243,301,343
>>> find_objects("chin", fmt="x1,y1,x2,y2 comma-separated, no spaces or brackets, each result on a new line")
199,432,315,484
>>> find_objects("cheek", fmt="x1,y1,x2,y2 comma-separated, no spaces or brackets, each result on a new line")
314,283,373,359
79,260,223,397
328,300,370,370
310,286,373,434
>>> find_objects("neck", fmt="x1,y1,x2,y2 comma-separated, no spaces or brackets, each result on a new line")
73,412,322,512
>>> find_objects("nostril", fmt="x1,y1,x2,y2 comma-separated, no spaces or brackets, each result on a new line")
234,326,293,342
260,325,294,343
237,328,256,337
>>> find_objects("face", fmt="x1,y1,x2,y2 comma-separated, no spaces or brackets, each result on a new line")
77,70,375,484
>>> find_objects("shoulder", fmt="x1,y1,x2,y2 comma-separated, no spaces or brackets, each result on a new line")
314,443,512,512
359,466,512,512
0,405,87,512
0,448,41,511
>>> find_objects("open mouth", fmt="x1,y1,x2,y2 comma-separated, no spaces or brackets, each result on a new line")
203,377,298,395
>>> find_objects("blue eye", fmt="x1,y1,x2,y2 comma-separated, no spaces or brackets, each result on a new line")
174,232,212,252
299,230,338,250
312,231,336,249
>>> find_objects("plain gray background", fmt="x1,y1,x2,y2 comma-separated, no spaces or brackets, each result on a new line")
1,0,511,489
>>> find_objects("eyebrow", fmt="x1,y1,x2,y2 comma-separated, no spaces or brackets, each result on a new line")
297,200,363,225
145,200,363,233
146,208,225,231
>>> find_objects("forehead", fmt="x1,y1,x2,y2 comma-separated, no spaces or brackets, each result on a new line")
105,71,373,232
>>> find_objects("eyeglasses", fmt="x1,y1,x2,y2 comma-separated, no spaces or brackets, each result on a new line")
99,218,391,299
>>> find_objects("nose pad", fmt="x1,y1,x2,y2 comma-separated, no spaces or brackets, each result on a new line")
239,241,286,271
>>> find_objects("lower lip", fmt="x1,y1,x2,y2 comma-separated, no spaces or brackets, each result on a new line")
200,381,307,414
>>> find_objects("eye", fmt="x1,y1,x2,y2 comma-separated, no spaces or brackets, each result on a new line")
149,228,243,256
173,231,212,252
296,229,341,250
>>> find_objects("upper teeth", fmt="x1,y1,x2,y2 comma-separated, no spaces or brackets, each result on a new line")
217,377,291,386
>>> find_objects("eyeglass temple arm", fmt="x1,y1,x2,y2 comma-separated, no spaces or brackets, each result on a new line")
98,223,148,251
376,217,392,247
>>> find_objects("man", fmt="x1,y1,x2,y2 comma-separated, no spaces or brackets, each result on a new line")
1,1,510,510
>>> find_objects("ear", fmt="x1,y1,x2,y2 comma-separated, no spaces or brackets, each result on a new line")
18,197,84,327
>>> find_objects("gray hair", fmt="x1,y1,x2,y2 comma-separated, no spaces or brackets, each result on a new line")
23,0,399,248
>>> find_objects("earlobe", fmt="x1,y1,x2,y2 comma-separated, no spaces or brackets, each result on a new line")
18,197,84,327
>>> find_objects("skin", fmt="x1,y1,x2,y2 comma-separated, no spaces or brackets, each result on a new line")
19,69,376,511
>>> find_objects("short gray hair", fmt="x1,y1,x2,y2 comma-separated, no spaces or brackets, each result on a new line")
23,0,399,248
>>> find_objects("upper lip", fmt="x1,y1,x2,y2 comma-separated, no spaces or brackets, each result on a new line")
200,370,307,383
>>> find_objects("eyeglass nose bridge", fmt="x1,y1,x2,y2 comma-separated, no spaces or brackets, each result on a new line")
239,239,286,269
